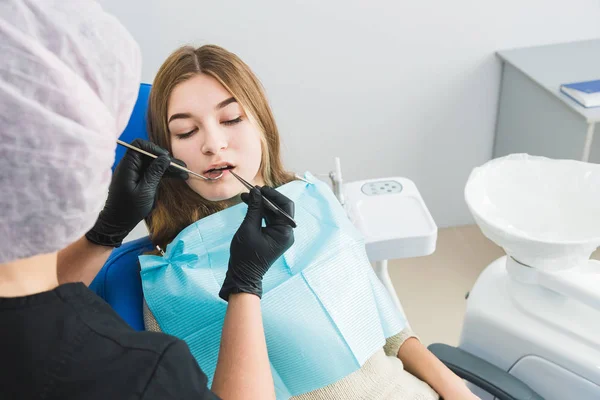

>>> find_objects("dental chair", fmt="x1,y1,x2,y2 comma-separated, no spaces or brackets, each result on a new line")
91,84,544,400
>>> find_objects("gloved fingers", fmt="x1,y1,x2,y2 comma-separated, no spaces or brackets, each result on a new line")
117,139,163,182
264,224,295,249
164,157,189,180
240,186,295,227
260,187,295,218
240,185,264,205
113,148,146,187
141,155,171,189
240,188,264,230
258,186,295,227
240,192,250,205
129,138,187,180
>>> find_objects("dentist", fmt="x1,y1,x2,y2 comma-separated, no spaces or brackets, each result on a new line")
0,1,292,399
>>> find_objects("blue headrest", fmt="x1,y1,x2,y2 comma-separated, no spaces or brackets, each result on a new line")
90,236,153,331
113,83,152,171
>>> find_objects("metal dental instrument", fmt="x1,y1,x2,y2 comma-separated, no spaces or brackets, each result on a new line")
116,139,223,181
229,170,297,228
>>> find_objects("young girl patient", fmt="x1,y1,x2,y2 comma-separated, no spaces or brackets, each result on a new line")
139,44,479,400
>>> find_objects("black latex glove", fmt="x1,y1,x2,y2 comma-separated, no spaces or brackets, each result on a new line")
219,186,296,301
85,139,188,248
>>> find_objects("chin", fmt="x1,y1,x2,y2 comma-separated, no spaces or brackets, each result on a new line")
188,181,240,202
203,191,239,202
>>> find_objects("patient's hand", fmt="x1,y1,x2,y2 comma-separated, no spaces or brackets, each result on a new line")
441,380,481,400
397,338,481,400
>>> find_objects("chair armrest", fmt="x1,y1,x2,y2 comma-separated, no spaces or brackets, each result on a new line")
427,343,544,400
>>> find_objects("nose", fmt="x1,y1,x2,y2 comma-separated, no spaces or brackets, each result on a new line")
201,124,228,155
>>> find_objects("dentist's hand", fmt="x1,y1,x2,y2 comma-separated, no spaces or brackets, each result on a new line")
85,139,187,248
219,186,296,301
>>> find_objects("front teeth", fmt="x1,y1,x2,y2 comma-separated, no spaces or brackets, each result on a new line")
208,165,231,173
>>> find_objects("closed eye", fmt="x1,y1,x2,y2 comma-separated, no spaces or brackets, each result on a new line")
223,116,242,126
175,128,197,139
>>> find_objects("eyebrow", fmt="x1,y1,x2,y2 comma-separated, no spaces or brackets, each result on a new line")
216,97,237,110
167,97,237,123
168,112,191,123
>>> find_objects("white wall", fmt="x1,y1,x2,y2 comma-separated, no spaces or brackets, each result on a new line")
101,0,600,228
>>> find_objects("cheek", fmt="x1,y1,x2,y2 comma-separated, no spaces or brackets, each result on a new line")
247,137,263,169
236,126,263,167
171,139,200,167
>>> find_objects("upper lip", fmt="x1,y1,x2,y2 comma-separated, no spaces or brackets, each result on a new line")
204,162,234,173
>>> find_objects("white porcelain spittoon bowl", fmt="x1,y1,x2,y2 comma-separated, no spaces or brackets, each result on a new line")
464,154,600,271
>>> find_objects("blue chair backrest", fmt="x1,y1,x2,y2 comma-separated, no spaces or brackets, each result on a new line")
89,237,153,330
112,83,152,171
90,83,153,330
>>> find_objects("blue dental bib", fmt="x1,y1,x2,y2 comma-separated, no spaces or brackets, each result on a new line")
139,173,406,398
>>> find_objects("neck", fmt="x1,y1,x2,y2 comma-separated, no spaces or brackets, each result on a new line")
0,252,59,297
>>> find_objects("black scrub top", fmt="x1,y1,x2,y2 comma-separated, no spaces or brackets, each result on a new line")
0,282,220,400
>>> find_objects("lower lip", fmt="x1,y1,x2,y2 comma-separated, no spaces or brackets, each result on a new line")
205,168,232,180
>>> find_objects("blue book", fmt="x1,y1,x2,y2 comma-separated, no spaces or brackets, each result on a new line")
560,79,600,108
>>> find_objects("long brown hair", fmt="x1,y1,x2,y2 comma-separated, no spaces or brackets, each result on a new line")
146,45,295,251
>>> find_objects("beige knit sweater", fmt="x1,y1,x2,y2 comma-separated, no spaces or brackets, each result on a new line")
143,301,439,399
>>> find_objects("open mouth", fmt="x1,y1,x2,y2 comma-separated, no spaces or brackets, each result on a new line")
204,164,234,179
